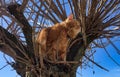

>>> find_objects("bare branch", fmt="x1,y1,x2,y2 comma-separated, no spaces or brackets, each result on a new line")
84,55,109,72
106,37,120,54
101,41,120,67
7,4,34,58
19,0,28,12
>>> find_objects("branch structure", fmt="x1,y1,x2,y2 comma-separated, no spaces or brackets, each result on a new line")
7,4,34,59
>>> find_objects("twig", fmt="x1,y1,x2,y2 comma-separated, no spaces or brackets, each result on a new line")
100,39,120,67
84,55,109,72
19,0,28,12
106,37,120,55
0,64,9,70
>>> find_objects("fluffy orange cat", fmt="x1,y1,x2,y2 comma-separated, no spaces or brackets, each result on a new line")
36,14,81,66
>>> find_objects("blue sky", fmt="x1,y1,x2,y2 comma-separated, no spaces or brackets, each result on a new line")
76,40,120,77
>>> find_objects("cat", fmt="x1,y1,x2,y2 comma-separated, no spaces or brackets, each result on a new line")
36,14,81,66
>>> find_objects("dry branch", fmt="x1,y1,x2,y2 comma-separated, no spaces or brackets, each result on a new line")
7,4,34,59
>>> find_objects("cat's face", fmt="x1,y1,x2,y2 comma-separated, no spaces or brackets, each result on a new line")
72,20,81,37
64,15,81,38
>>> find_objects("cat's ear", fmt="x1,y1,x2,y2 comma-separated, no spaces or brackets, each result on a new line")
66,14,73,22
68,14,73,20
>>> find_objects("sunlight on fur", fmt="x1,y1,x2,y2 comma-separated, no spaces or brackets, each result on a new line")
36,14,81,66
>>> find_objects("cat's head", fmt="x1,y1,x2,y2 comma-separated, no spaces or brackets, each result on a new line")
65,14,81,39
